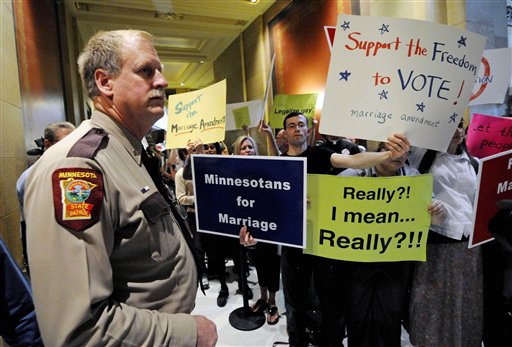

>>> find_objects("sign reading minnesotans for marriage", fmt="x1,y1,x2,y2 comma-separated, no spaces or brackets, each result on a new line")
192,155,307,248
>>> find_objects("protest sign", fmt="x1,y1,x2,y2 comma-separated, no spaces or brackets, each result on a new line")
166,79,226,148
468,48,511,106
269,93,318,128
324,25,336,52
470,149,512,247
466,113,512,158
304,174,432,262
320,14,486,152
192,155,307,248
225,100,263,131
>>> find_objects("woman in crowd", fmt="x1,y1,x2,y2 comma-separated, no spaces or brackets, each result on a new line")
233,132,281,324
407,122,483,347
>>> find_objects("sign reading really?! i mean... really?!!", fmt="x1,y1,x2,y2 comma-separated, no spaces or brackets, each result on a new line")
320,15,486,152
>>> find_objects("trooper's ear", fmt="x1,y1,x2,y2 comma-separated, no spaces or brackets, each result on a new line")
95,69,114,97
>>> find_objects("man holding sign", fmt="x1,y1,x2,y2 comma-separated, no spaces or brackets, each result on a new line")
242,111,410,347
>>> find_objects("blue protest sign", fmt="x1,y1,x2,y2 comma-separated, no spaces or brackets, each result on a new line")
192,155,306,248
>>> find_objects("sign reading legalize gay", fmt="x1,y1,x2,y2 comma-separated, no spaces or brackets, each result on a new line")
304,174,432,262
320,15,486,152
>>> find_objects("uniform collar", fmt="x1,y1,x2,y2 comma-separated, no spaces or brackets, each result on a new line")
89,110,143,165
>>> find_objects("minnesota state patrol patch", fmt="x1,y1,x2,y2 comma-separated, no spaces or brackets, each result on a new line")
52,168,103,232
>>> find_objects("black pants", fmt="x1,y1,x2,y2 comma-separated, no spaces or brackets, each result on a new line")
251,242,280,292
282,247,349,347
347,262,412,347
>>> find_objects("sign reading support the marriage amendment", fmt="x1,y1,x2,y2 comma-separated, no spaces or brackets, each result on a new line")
304,174,433,262
166,79,226,148
320,14,486,152
470,149,512,247
192,155,307,248
466,113,512,158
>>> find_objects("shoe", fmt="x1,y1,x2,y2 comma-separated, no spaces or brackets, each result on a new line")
236,286,253,300
251,299,268,314
217,288,228,307
267,305,280,325
201,275,209,290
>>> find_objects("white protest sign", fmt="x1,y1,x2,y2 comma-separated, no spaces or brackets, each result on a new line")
225,100,263,131
468,48,511,106
320,15,486,152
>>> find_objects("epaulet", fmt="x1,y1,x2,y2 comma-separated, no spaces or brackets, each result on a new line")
67,128,108,159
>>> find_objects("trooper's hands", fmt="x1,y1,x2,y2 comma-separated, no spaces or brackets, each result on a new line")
239,225,257,247
193,315,217,347
385,133,410,159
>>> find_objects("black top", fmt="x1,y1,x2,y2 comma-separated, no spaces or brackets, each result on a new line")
281,146,334,174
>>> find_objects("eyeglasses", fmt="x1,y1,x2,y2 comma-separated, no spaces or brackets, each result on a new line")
203,144,215,150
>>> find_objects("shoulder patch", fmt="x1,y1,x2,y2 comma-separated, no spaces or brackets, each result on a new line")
52,168,103,232
67,128,108,159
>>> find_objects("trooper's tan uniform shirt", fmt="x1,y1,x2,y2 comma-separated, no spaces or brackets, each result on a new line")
24,110,198,346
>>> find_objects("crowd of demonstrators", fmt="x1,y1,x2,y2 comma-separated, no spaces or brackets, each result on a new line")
407,122,483,347
340,142,446,347
13,31,510,347
242,111,411,347
22,29,217,346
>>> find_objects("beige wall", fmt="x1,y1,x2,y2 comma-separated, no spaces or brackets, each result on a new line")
0,0,25,265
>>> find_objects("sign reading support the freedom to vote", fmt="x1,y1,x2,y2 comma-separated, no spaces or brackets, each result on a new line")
470,149,512,247
320,14,486,152
305,174,433,262
192,155,307,248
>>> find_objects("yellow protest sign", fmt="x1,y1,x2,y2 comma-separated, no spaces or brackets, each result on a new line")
233,106,251,129
166,79,226,148
305,174,432,262
269,93,317,128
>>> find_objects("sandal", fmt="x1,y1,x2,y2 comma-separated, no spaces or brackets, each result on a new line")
251,299,268,314
267,305,279,325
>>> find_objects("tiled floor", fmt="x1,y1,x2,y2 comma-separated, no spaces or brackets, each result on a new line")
191,263,290,347
191,261,415,347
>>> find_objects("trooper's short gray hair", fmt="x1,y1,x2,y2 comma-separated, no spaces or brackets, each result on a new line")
77,30,153,98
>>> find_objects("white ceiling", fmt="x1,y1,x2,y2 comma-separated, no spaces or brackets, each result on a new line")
64,0,277,90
